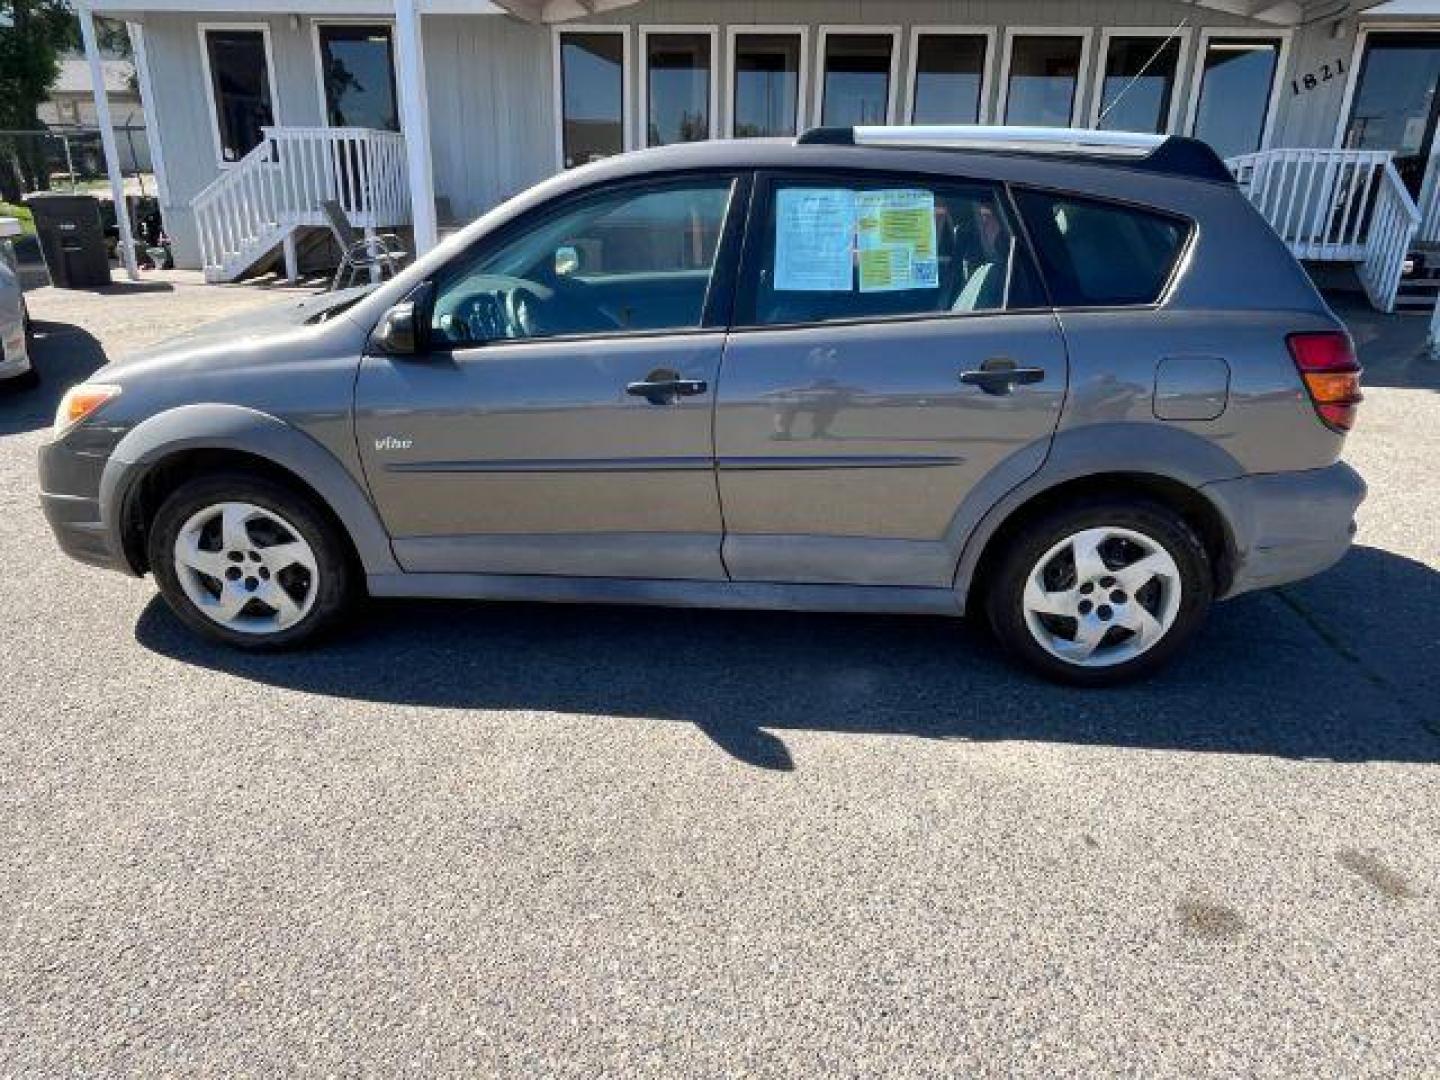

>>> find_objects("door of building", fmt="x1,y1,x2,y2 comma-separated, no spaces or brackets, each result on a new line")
1343,31,1440,202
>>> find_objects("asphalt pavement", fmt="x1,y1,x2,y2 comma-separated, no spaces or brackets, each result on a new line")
1,274,1436,1076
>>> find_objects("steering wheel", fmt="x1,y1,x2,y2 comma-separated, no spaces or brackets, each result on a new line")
505,283,545,339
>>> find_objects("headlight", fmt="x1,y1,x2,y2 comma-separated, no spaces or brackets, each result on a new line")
54,383,121,438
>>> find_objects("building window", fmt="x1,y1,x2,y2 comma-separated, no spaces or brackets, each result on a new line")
1190,36,1283,159
1343,32,1440,198
642,30,714,146
1002,32,1088,127
201,27,275,162
818,30,897,126
909,31,991,124
317,24,399,131
557,29,628,169
1094,33,1184,133
731,29,805,137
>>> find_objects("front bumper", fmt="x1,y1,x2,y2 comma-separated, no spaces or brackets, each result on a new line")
38,428,136,575
1204,461,1367,599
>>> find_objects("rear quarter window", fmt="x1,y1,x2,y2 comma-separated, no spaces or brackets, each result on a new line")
1014,190,1190,307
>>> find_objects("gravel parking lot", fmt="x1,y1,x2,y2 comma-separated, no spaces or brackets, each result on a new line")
2,274,1437,1075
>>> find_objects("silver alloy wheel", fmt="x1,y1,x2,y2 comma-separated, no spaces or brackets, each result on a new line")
1021,526,1183,668
172,501,319,635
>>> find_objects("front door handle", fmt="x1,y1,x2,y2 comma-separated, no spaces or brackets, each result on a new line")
959,359,1046,395
626,371,709,405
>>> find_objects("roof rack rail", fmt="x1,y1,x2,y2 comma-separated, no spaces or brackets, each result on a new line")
795,125,1234,183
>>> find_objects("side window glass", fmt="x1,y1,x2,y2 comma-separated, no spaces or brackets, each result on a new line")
1014,190,1188,307
743,179,1043,327
430,179,734,346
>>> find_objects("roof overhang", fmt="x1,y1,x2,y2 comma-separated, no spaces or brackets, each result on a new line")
489,0,1324,24
82,0,1436,27
1355,0,1440,18
490,0,643,21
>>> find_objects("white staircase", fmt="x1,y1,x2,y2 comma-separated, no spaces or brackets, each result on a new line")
193,126,410,283
1227,148,1421,313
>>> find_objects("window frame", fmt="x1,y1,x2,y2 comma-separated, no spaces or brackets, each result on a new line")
813,25,904,127
416,170,754,354
1009,183,1195,312
1087,26,1192,135
310,19,400,133
996,27,1094,128
1183,27,1292,157
638,24,721,148
732,167,1051,334
197,21,282,169
551,24,634,172
904,26,999,125
725,24,810,139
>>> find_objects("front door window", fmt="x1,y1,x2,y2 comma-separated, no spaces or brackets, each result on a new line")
1344,33,1440,198
318,24,399,131
430,178,736,345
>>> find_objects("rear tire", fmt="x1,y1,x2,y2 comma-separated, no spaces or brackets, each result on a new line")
984,498,1213,686
147,472,354,650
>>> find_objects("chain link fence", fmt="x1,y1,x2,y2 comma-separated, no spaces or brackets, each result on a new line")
0,124,154,205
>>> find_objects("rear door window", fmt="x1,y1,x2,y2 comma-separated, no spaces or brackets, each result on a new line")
737,174,1044,327
1013,190,1189,307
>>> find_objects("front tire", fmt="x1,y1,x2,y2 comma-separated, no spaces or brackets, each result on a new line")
985,498,1213,686
147,472,354,650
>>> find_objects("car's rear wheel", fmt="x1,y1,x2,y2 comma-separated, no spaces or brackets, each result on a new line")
148,472,354,649
985,499,1213,686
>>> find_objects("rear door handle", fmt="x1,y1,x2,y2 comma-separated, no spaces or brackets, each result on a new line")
626,376,709,404
959,363,1046,395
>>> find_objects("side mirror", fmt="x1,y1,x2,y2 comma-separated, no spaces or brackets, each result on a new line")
371,301,418,355
554,244,580,277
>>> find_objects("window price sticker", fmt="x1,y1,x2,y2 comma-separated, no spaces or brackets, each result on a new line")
857,189,938,293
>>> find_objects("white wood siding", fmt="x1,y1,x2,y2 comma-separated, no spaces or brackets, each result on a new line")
137,0,1397,269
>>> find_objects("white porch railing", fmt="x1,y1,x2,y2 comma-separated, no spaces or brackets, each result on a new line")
1227,148,1421,313
193,126,410,283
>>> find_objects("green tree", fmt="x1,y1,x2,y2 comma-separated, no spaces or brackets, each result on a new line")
0,0,80,201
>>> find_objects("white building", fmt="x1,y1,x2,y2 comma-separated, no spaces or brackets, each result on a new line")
75,0,1440,309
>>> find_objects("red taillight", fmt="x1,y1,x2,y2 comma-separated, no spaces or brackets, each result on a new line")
1287,331,1362,433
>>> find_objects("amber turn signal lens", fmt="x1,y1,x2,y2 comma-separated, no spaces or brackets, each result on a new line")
54,383,121,438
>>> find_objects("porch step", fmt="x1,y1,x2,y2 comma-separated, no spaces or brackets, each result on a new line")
1395,253,1440,312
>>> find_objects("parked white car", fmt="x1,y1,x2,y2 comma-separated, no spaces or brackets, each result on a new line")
0,217,34,386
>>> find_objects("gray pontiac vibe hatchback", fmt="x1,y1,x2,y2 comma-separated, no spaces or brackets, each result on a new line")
38,126,1367,685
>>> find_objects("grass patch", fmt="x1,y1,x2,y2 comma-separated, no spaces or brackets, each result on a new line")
0,202,35,235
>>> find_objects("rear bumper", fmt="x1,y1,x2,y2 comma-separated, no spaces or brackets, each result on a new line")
1204,461,1366,598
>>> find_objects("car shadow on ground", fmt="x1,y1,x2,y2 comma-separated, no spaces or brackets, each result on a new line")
134,544,1440,771
0,320,108,434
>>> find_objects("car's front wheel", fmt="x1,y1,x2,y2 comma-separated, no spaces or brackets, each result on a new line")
148,472,354,649
985,499,1213,685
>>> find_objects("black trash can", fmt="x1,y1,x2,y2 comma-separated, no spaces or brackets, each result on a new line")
25,193,112,289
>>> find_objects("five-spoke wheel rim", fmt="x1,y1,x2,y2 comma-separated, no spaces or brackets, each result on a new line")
1022,526,1182,668
172,502,319,635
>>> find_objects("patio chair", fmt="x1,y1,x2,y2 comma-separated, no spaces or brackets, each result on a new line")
319,199,408,291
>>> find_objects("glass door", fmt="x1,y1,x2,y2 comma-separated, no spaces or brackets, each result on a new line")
1343,33,1440,199
317,24,399,131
